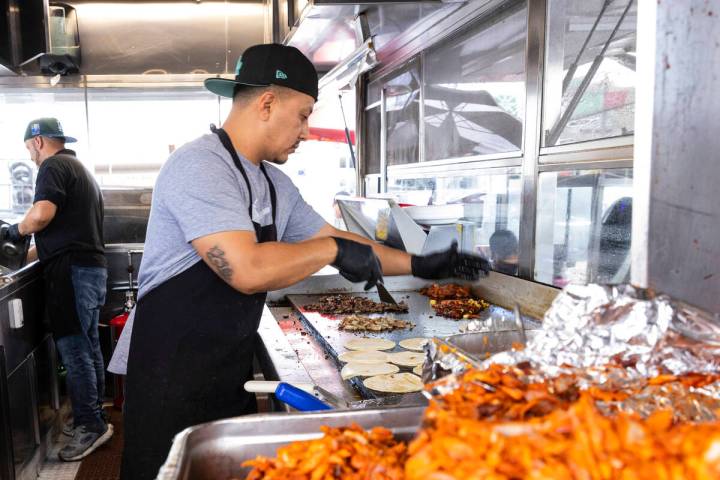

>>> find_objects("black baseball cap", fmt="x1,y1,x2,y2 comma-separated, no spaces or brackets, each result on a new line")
205,43,318,100
23,117,77,143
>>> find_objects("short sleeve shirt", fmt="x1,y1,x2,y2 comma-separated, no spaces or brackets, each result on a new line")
33,149,106,266
136,133,326,298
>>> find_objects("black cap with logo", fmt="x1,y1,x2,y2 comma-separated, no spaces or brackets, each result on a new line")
205,43,318,100
23,117,77,143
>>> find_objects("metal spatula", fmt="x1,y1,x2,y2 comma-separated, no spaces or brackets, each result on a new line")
376,282,399,305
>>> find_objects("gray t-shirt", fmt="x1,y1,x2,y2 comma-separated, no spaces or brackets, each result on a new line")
108,133,326,375
137,133,326,299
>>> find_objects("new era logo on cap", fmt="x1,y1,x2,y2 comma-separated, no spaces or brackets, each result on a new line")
23,117,78,143
275,69,288,80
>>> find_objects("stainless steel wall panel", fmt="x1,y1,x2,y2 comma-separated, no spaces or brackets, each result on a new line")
66,1,265,75
632,0,720,313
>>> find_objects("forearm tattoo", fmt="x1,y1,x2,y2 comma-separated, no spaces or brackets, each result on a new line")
207,246,233,282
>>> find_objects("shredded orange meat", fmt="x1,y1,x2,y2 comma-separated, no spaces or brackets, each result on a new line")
242,367,720,479
242,424,406,480
406,393,720,480
419,283,472,301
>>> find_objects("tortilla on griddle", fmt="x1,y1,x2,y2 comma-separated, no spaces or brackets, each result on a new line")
344,337,396,351
387,351,425,367
341,362,399,380
337,350,389,364
412,364,423,376
363,372,423,393
399,337,429,351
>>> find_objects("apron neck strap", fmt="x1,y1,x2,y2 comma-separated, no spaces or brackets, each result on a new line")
211,125,277,224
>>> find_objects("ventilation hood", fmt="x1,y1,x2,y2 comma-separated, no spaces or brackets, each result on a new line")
18,1,267,76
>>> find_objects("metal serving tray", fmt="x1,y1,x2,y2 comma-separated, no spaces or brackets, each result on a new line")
445,329,539,362
157,406,425,480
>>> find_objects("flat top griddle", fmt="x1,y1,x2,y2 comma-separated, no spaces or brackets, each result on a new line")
287,291,519,400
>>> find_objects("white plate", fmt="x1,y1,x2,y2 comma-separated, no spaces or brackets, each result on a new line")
403,204,464,225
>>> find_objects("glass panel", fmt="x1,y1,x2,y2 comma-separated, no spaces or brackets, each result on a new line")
423,4,527,161
364,107,381,174
385,61,420,166
388,169,522,275
87,88,220,187
534,168,633,287
0,88,88,221
366,4,460,52
276,88,357,229
367,80,381,105
543,0,637,146
287,6,358,72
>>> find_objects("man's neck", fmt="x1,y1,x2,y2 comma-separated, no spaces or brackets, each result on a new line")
221,116,264,166
37,147,66,167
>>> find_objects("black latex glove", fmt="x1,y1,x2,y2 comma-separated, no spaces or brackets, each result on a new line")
331,237,383,290
0,223,23,242
411,240,490,280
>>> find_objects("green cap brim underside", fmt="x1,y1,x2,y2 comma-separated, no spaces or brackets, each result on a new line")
204,78,270,98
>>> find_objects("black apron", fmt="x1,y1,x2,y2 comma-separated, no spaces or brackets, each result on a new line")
121,127,278,480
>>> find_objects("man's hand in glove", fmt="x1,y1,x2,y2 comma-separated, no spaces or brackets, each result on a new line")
0,223,23,242
411,240,490,280
331,237,383,290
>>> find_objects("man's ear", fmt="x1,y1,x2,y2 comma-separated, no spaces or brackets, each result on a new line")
257,90,277,121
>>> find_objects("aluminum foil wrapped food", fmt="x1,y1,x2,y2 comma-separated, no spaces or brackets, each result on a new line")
424,284,720,419
485,284,720,378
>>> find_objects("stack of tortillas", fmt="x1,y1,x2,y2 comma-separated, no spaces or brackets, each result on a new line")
363,372,423,393
339,337,398,380
337,336,428,391
344,337,395,351
341,362,399,380
387,351,424,367
399,337,429,351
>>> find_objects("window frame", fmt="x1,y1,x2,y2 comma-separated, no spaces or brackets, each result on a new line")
358,0,637,285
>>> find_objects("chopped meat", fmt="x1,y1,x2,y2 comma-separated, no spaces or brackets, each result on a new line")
339,315,414,332
419,283,472,301
303,295,408,315
430,298,489,319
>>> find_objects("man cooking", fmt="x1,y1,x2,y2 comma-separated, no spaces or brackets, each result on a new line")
2,118,112,461
120,43,490,479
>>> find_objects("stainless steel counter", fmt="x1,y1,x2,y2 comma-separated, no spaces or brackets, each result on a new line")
255,304,361,409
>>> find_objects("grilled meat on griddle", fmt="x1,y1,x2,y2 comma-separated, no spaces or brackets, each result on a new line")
420,283,472,301
339,315,414,332
303,295,408,315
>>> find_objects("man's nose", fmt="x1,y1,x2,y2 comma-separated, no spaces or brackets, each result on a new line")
299,121,309,141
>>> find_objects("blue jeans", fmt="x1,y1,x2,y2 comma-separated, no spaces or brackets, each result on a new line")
55,265,108,432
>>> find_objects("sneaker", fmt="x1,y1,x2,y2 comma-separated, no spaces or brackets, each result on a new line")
62,419,75,437
58,423,114,462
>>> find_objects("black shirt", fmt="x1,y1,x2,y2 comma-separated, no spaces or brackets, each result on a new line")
33,149,107,267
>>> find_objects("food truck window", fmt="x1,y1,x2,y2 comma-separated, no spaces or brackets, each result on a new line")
87,88,220,187
388,168,522,275
423,3,527,161
0,88,88,219
542,0,637,147
384,61,420,167
534,168,633,287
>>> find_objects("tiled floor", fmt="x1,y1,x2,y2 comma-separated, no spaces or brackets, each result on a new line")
36,428,81,480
